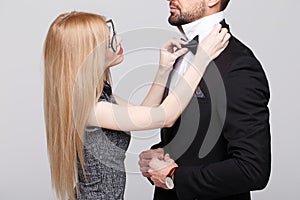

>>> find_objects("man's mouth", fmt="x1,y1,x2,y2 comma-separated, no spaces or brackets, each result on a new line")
169,3,180,12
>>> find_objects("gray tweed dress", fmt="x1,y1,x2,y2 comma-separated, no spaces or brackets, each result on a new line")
76,82,131,200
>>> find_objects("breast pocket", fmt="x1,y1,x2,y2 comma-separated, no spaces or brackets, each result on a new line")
194,85,206,98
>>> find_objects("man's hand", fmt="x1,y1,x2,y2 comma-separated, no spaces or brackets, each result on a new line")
139,148,164,177
148,153,178,190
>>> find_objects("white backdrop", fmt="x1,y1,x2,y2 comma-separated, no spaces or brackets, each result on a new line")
0,0,299,199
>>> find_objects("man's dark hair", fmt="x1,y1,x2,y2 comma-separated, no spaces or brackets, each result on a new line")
220,0,230,11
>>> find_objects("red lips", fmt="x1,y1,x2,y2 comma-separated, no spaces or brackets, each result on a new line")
117,46,123,55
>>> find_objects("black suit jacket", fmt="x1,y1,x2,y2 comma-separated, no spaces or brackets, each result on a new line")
151,21,271,200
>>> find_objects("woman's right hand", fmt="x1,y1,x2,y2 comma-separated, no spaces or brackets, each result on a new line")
197,24,231,61
159,39,189,73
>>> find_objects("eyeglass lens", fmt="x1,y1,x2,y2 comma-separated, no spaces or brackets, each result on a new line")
107,20,118,52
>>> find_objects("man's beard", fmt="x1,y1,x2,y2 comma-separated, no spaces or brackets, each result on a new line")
168,2,205,26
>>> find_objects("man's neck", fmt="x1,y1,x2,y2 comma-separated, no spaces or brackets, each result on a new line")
178,11,225,43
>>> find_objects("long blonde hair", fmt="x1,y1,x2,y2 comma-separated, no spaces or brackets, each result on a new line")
43,11,111,200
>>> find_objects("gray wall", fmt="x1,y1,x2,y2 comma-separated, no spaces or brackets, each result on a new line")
0,0,299,199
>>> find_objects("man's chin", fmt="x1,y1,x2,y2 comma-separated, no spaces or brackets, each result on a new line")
168,16,182,26
168,16,177,25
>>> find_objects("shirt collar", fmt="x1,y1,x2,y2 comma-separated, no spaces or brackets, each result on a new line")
180,11,225,43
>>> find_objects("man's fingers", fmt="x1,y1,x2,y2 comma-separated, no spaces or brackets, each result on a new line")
139,150,156,159
140,166,150,173
142,172,151,178
138,159,150,167
149,157,159,169
140,149,165,160
139,149,165,173
164,153,170,161
155,148,164,154
157,153,164,160
139,148,167,176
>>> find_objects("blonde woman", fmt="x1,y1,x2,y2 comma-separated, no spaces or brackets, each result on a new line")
43,11,230,200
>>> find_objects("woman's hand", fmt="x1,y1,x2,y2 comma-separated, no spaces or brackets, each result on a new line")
198,24,231,61
159,39,189,73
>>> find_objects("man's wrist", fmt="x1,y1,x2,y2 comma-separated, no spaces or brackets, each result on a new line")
165,164,178,190
167,166,177,181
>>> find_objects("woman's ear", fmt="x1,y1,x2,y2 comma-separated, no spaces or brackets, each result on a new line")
207,0,220,8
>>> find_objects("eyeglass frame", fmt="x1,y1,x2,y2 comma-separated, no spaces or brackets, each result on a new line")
106,19,118,52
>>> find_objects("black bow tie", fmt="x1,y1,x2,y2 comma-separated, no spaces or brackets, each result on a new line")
181,35,199,55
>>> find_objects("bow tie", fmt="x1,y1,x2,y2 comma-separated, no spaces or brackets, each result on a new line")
181,35,199,55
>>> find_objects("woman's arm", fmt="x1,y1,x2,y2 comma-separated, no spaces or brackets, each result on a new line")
139,66,171,107
90,24,230,131
114,39,188,107
113,95,134,106
140,39,188,107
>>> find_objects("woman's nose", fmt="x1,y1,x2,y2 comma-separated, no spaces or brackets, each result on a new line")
116,35,122,45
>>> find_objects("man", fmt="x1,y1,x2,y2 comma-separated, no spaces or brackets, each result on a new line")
139,0,271,199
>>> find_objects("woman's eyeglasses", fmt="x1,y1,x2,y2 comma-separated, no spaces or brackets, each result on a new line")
106,19,118,52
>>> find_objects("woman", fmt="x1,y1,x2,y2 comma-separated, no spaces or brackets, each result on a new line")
44,11,230,200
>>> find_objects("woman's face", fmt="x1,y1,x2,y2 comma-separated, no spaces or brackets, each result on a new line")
105,22,124,68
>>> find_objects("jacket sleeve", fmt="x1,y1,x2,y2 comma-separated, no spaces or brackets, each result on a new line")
174,56,271,200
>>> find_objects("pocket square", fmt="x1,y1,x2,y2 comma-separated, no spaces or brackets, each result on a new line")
194,86,205,98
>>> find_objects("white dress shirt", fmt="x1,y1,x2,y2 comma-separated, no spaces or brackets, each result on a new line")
169,11,225,91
